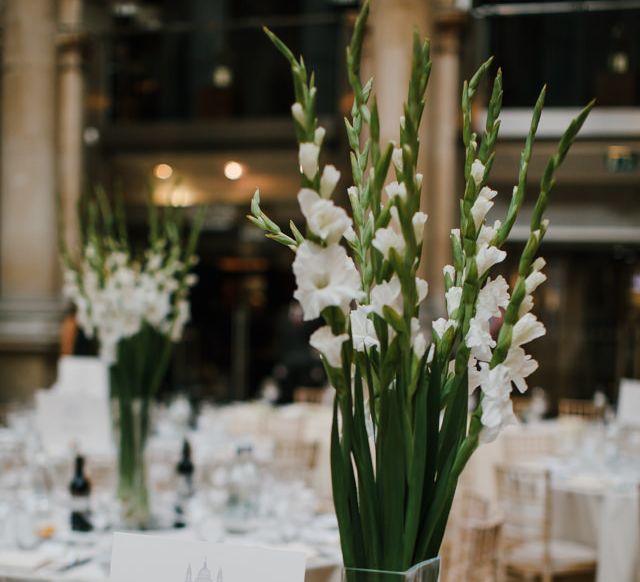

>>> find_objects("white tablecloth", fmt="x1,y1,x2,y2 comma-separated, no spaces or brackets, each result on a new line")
461,421,640,582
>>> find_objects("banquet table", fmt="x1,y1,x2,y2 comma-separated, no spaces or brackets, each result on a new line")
462,420,640,582
0,401,342,582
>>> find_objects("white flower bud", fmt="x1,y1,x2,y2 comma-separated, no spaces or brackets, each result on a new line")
298,142,320,180
412,212,428,243
291,102,306,127
385,181,407,201
443,265,455,280
470,159,485,185
319,165,341,199
392,147,403,172
314,126,326,146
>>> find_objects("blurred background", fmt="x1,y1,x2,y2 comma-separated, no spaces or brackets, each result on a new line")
0,0,639,411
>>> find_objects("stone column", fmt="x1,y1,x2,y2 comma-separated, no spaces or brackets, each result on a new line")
57,0,85,254
0,0,61,399
424,10,466,318
368,0,432,146
365,0,466,320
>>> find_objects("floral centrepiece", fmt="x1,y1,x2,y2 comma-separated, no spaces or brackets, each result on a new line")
250,1,592,573
62,191,203,528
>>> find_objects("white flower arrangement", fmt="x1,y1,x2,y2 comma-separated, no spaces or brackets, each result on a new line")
61,191,203,366
249,1,593,571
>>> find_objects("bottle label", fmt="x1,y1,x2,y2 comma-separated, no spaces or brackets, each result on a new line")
70,497,91,513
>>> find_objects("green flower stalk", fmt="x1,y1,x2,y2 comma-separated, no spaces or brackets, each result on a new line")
249,0,593,570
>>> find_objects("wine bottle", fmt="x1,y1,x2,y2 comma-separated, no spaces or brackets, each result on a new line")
174,439,194,528
69,455,92,532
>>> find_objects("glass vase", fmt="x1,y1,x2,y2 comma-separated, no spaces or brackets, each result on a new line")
342,558,440,582
111,395,151,529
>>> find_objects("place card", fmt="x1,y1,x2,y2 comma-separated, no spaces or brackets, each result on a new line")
110,533,306,582
618,378,640,427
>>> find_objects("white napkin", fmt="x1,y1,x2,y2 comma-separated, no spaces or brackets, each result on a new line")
0,550,51,571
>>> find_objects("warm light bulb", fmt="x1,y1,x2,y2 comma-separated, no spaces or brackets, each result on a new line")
224,161,243,181
154,163,173,180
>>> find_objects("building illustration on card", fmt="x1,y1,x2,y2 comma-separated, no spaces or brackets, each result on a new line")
184,560,222,582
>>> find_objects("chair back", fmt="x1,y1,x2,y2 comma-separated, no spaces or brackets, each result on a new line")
558,398,604,421
293,387,326,404
503,430,556,463
495,464,551,557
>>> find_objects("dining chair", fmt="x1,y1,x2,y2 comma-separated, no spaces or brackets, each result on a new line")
495,464,597,582
558,398,604,421
293,386,327,404
511,397,530,422
441,489,502,582
503,431,556,464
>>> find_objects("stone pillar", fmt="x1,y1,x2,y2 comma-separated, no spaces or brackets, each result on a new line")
366,0,465,320
0,0,61,399
57,0,85,254
424,10,466,318
368,0,432,146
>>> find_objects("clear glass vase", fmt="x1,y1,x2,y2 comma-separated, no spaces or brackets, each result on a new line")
342,558,440,582
111,396,151,529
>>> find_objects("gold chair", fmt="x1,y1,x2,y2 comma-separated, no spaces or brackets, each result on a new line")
441,489,502,582
495,464,596,582
558,398,604,421
293,386,327,404
511,397,530,422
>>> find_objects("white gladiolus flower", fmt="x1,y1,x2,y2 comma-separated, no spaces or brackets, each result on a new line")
416,278,429,304
292,241,361,320
479,363,515,428
314,126,326,145
310,326,349,368
503,345,538,393
298,188,352,244
470,160,485,185
433,317,456,339
465,317,495,362
372,226,405,260
299,142,320,179
479,186,497,201
477,222,499,246
476,276,510,321
471,196,494,230
350,306,379,352
370,276,403,317
291,102,306,126
476,243,507,276
392,147,403,171
319,165,341,199
410,318,428,358
385,181,407,201
512,313,546,347
412,212,428,243
445,286,463,317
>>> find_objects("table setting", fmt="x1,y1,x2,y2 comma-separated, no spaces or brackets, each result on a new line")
0,1,600,580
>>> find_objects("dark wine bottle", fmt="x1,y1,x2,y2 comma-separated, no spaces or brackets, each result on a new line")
69,455,92,532
174,439,194,528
